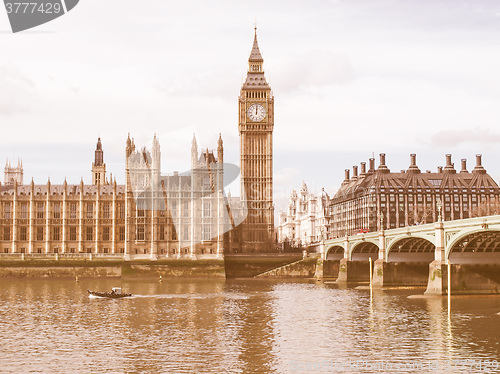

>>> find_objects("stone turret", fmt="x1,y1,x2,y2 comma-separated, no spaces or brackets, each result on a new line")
92,138,107,185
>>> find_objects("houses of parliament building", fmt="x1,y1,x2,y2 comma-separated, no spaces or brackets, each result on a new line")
0,28,275,257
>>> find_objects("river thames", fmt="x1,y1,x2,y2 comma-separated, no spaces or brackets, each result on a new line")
0,278,498,373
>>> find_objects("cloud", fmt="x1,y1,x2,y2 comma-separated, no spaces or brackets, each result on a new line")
270,50,353,94
427,128,500,147
0,66,35,115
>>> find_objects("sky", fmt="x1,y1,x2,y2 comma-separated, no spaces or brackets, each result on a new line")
2,0,500,213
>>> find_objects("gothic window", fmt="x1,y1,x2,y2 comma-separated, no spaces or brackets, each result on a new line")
70,203,77,219
86,227,93,241
86,203,94,219
3,227,10,241
37,203,44,219
103,203,110,219
52,227,60,241
20,203,28,219
36,227,43,241
3,203,11,219
118,204,125,219
19,226,27,241
159,225,165,241
137,209,145,217
53,202,61,219
103,227,110,241
136,226,145,241
70,227,77,241
119,226,125,241
169,201,177,216
202,224,211,241
202,201,211,218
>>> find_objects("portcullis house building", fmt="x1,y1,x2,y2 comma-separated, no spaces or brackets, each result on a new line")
329,153,500,238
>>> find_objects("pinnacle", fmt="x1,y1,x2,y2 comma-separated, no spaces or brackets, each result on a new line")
249,29,263,62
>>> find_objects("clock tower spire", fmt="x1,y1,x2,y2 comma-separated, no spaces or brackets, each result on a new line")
238,27,275,253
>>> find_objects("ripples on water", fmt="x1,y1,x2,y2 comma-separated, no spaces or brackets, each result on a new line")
0,279,499,373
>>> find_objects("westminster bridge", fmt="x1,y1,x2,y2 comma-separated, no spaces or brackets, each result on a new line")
322,215,500,294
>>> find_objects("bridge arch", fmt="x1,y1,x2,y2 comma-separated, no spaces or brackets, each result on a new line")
325,245,345,260
386,234,435,263
350,241,379,261
446,229,500,264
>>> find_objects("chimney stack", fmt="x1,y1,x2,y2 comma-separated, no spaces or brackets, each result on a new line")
443,154,456,173
376,153,390,173
473,154,486,174
360,162,366,175
344,169,350,181
446,154,452,166
407,153,420,173
438,166,443,173
352,165,358,179
460,159,468,173
369,158,375,173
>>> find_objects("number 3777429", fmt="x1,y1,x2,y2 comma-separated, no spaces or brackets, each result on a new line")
5,2,62,14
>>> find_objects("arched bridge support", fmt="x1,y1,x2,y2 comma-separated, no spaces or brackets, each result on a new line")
337,239,378,284
372,230,386,287
425,221,447,295
374,231,435,287
425,221,500,295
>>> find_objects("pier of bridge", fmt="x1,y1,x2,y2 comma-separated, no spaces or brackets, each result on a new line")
321,215,500,294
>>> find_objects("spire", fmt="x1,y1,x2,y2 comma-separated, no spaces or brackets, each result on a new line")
191,133,197,150
94,137,104,166
217,133,223,164
249,26,263,62
191,133,198,169
243,26,269,89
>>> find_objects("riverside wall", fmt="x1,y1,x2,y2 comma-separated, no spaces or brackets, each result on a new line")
0,259,226,279
0,255,325,279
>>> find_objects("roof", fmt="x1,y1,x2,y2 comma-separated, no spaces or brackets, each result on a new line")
0,184,125,197
333,160,500,202
242,72,270,90
249,30,263,62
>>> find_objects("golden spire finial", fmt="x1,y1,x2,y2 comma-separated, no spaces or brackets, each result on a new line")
254,19,257,34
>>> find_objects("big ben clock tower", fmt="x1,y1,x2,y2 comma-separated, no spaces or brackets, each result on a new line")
238,27,275,252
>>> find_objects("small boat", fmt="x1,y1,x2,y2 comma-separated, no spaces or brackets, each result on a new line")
87,287,132,298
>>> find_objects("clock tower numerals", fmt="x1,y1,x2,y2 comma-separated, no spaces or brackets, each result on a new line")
247,103,266,122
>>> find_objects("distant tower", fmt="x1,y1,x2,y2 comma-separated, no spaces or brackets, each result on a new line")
238,27,275,252
92,138,107,185
217,133,223,164
4,159,23,185
151,134,161,186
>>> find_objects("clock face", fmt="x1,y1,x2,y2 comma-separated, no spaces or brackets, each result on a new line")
247,104,266,122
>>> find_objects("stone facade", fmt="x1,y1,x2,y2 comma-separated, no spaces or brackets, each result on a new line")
237,28,275,252
0,135,236,259
329,153,500,238
278,182,331,247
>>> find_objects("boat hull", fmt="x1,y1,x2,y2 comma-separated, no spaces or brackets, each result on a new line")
87,290,132,298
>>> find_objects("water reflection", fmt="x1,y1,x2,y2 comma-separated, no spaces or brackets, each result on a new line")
0,279,499,373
